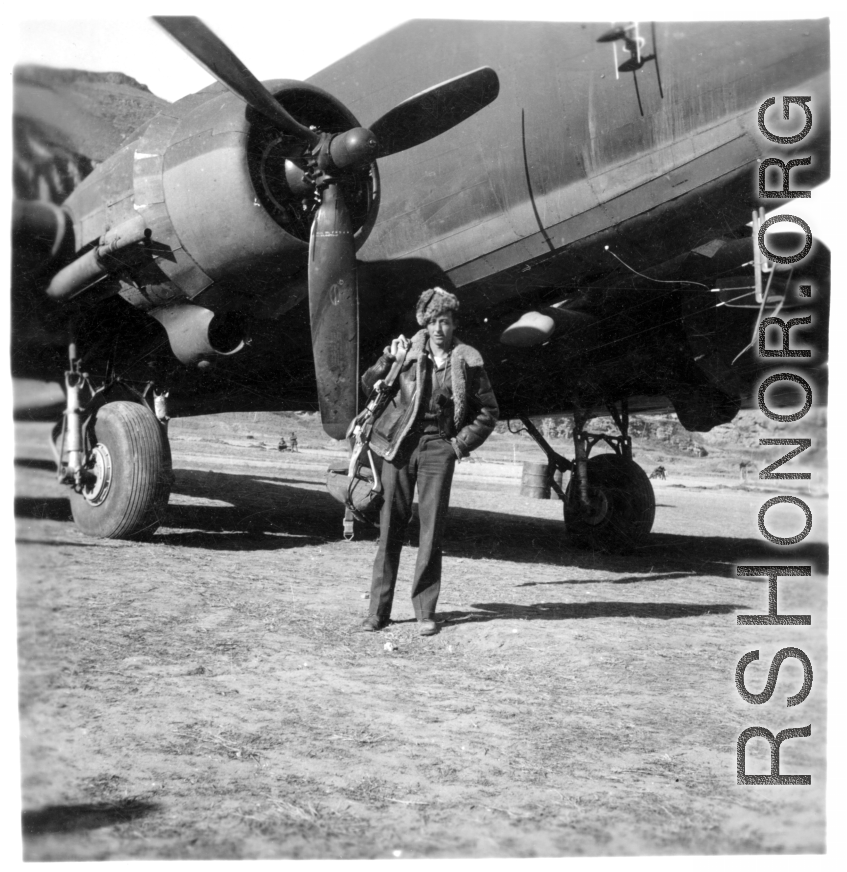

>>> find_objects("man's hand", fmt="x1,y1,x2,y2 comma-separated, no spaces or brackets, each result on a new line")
387,335,411,359
450,438,466,462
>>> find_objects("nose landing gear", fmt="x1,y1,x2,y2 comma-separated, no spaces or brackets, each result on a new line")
518,400,656,553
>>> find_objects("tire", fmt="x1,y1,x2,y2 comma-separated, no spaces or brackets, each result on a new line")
564,453,655,553
70,401,171,539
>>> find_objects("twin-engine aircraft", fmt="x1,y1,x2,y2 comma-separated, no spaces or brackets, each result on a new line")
12,18,830,550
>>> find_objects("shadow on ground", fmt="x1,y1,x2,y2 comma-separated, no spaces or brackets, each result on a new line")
15,496,72,524
166,470,830,576
439,601,747,624
516,571,694,586
15,466,828,576
22,799,158,836
15,458,58,472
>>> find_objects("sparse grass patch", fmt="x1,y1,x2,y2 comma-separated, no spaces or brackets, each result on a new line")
161,725,268,762
340,775,396,810
240,797,365,843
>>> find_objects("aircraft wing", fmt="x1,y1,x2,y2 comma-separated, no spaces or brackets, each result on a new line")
311,19,829,429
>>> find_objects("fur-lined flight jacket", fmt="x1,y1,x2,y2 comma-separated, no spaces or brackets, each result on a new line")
362,329,499,462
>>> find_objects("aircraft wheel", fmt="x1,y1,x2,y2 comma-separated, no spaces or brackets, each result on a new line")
70,401,171,539
564,454,655,553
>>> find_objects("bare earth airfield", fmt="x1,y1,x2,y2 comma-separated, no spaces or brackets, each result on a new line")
15,413,827,859
12,13,832,861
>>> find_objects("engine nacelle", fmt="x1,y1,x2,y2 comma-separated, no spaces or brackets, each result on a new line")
61,80,379,315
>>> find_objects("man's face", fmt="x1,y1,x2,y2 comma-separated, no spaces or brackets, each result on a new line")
427,312,455,349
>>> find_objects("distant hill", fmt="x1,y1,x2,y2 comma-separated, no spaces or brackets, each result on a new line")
13,65,170,203
14,65,156,93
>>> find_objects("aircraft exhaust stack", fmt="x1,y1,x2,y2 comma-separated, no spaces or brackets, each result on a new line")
45,215,148,302
150,304,246,367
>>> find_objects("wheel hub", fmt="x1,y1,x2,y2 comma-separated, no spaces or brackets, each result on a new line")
78,443,113,506
579,488,609,526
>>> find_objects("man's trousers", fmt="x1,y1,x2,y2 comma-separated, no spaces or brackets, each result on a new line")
369,434,457,620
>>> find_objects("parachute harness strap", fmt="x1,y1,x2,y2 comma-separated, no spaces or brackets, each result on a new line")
342,347,408,534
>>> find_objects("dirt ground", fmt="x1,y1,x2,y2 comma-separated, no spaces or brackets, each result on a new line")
14,417,828,859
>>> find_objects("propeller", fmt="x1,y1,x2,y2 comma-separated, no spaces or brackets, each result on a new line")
154,17,499,438
308,184,358,438
153,17,319,150
371,67,499,158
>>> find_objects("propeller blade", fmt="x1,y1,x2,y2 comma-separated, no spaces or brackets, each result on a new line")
308,184,359,440
153,16,320,148
370,66,499,159
12,200,70,278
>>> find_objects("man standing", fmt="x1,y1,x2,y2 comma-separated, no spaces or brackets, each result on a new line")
360,288,498,636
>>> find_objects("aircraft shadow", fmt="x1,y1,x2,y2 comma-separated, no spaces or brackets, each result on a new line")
156,524,326,551
443,505,828,577
162,468,346,550
15,468,828,575
22,799,158,836
438,601,747,624
15,538,99,549
13,473,329,552
14,458,58,472
14,496,72,524
165,470,827,576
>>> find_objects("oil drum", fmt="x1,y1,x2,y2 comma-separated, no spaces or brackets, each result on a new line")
520,460,551,499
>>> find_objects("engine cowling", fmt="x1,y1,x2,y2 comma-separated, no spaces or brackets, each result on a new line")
60,80,379,315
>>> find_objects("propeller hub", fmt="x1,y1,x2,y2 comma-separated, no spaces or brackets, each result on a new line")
328,127,379,171
283,160,314,198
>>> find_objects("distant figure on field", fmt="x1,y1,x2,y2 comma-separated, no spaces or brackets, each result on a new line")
739,459,752,482
649,465,666,480
290,432,299,452
277,437,288,452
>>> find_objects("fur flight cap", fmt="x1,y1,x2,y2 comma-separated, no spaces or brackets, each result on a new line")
415,287,460,326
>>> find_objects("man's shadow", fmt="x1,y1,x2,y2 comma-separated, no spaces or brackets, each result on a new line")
438,600,748,624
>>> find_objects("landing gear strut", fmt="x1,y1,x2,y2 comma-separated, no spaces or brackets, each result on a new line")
53,342,172,539
518,400,655,552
